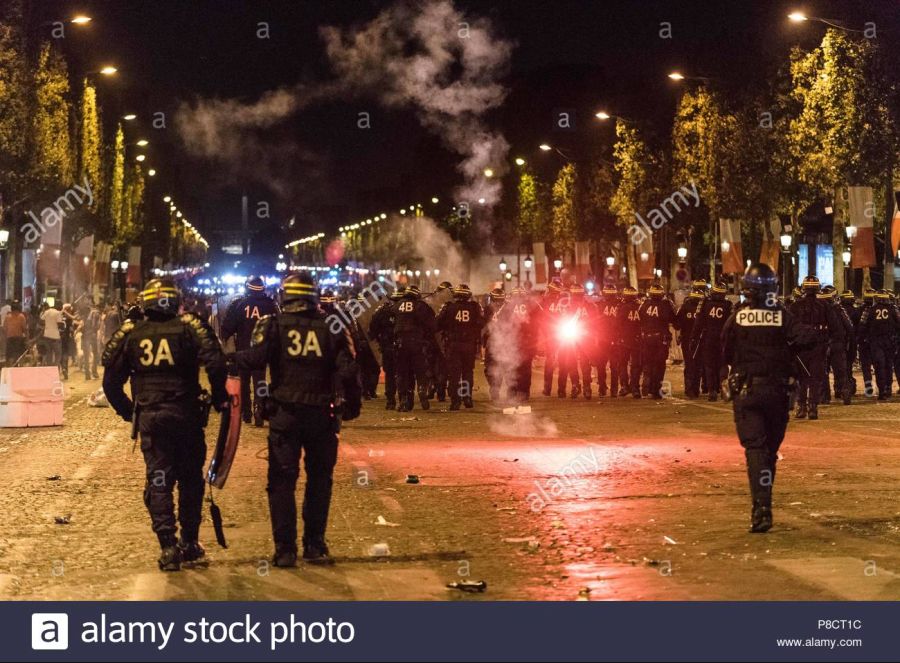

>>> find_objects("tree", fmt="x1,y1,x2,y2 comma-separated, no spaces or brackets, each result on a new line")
28,43,73,193
610,121,660,222
551,163,577,256
0,2,28,205
515,169,550,244
77,80,103,217
109,123,125,245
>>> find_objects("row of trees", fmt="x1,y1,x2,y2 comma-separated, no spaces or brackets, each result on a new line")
0,2,149,298
511,29,898,288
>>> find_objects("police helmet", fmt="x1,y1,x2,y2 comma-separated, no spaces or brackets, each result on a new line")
648,282,665,298
141,278,181,314
569,284,585,297
875,289,891,300
489,287,505,302
622,286,638,299
711,281,728,296
437,281,453,291
801,275,821,294
840,290,855,301
246,275,265,293
406,284,421,298
510,286,526,298
691,278,708,291
390,286,406,301
601,284,618,297
319,289,337,304
281,271,318,305
547,278,562,294
741,263,778,301
863,287,876,303
818,285,836,300
452,283,472,300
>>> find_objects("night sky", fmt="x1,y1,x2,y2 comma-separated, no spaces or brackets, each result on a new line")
32,0,899,261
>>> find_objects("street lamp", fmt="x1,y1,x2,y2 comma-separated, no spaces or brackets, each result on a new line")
135,154,145,162
668,72,685,81
148,169,156,177
788,12,808,22
431,197,439,204
606,256,615,268
483,168,494,178
99,65,118,76
539,144,552,152
553,258,563,274
676,246,688,260
123,114,137,121
523,255,533,286
136,139,149,147
780,232,793,297
845,225,857,241
595,111,611,120
499,257,508,273
515,157,526,166
71,15,92,24
787,11,859,32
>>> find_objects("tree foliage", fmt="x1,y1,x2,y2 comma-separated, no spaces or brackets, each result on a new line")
551,162,577,254
28,43,73,193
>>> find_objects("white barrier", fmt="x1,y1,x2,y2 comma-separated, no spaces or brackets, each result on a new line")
0,366,64,427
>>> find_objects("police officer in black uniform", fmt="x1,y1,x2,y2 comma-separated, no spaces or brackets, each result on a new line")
369,288,403,409
820,286,853,405
220,276,279,426
858,288,876,395
675,279,706,398
617,286,642,398
789,275,840,419
839,290,860,396
429,281,453,401
102,278,228,571
436,284,484,410
858,289,900,401
638,282,676,399
482,287,506,401
231,272,360,566
722,263,816,533
595,285,620,397
691,281,733,402
393,285,437,411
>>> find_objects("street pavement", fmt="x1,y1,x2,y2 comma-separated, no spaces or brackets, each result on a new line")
1,360,900,601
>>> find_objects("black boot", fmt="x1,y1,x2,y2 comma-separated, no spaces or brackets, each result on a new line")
385,398,396,410
795,403,807,419
418,391,430,411
746,450,773,533
178,539,206,563
463,396,474,409
808,405,818,420
302,537,334,565
253,403,264,427
273,544,297,568
158,535,182,571
449,400,461,411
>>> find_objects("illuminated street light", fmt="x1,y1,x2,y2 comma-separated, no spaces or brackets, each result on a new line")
721,240,731,253
71,15,92,24
595,111,611,120
788,11,808,22
380,213,386,219
606,256,615,267
176,211,183,218
842,249,851,266
539,144,552,151
123,114,137,121
553,258,563,271
780,233,792,250
523,256,533,270
515,157,526,166
148,169,156,176
499,258,508,273
478,198,486,205
483,168,494,178
163,196,171,203
135,154,145,162
668,72,685,81
136,139,149,147
99,65,118,76
845,225,858,241
677,246,688,260
431,197,439,204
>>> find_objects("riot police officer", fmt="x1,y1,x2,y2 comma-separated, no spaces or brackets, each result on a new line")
102,278,228,571
820,286,853,405
595,285,621,397
675,280,706,398
789,275,840,419
557,285,596,399
858,288,876,395
691,282,733,402
840,291,861,396
492,286,541,403
541,280,564,396
617,286,642,398
369,288,402,409
231,272,360,566
221,276,279,426
638,282,675,399
393,285,437,411
428,281,454,401
436,284,484,409
722,263,816,533
482,287,506,401
858,289,900,401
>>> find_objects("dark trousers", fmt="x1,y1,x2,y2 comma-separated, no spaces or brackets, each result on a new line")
595,341,619,395
859,342,874,395
396,338,429,406
139,403,206,546
619,342,641,396
267,403,338,550
796,344,827,411
432,344,448,399
870,336,895,398
641,334,669,398
378,343,397,404
509,352,534,402
699,341,722,400
240,368,267,419
557,345,585,395
682,339,701,397
81,334,98,376
358,344,380,398
828,344,850,402
543,343,558,394
446,341,477,404
5,336,25,365
733,382,790,509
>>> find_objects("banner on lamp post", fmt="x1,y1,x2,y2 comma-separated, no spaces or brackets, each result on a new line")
634,232,654,281
719,218,744,274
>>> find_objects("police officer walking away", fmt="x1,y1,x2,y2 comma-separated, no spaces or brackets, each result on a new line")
436,284,484,409
103,278,228,571
857,289,900,401
221,276,279,426
595,285,620,397
722,264,816,533
789,275,840,419
617,286,642,398
231,272,360,566
691,282,733,402
368,288,402,409
675,280,706,398
393,285,436,411
638,282,675,399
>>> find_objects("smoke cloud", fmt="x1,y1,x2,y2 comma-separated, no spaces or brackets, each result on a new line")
321,0,513,205
174,0,513,208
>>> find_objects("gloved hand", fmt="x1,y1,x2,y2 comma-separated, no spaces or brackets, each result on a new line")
213,400,228,413
120,412,132,423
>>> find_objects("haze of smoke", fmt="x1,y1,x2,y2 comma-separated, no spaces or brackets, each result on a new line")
368,214,468,284
487,413,559,439
321,0,513,206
